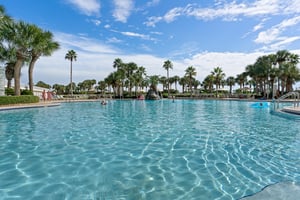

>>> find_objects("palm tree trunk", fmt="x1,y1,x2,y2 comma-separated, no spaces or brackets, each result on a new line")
14,59,23,96
7,79,12,88
70,61,73,97
29,56,38,92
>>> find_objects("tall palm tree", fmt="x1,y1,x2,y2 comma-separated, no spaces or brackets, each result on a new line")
211,66,225,91
226,76,235,94
276,51,300,93
28,30,59,91
236,73,247,91
112,58,125,97
162,60,173,97
211,66,225,97
179,76,189,93
135,66,146,92
275,50,291,94
65,50,77,97
172,75,180,92
185,66,197,96
0,20,37,95
203,74,214,92
125,62,138,96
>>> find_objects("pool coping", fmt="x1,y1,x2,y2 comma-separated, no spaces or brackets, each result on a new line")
281,106,300,115
0,102,61,111
0,99,102,111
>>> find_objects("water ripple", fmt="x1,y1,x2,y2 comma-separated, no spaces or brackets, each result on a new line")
0,100,299,199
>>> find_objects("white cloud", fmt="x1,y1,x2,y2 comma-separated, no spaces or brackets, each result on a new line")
91,19,101,26
120,31,150,40
106,37,123,44
66,0,100,16
253,21,264,32
164,7,185,23
104,24,111,29
112,0,134,23
259,37,300,51
183,51,264,81
146,0,160,7
55,32,117,54
144,16,162,27
144,1,300,26
254,16,300,46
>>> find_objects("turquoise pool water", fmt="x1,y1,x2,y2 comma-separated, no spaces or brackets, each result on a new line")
0,100,299,199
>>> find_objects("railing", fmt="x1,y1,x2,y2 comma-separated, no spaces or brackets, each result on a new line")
274,92,300,110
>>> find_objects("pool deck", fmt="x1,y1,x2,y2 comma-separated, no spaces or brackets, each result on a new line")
0,99,102,111
0,102,61,111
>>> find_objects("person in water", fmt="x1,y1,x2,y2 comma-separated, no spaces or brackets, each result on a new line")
101,100,107,105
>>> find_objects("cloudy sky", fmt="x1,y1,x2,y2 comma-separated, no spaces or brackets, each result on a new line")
2,0,300,87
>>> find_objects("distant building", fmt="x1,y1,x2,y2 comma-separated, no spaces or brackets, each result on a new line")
20,85,51,99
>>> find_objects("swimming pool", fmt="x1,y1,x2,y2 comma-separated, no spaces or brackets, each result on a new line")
0,100,299,199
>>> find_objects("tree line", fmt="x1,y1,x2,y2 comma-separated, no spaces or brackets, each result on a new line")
96,51,299,99
42,49,300,100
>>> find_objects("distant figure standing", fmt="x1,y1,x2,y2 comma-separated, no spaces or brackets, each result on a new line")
42,90,46,101
172,96,175,102
47,91,52,100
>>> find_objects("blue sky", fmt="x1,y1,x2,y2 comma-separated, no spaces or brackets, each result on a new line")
2,0,300,87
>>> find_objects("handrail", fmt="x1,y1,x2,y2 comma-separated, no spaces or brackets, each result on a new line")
274,92,300,110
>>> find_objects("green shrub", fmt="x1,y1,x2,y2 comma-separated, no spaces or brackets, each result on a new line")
0,95,39,105
21,89,33,95
5,88,14,96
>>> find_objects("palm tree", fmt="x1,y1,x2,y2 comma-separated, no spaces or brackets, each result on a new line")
28,30,59,91
179,76,189,93
112,58,125,97
211,67,225,91
65,50,77,97
148,75,160,91
160,76,167,91
135,66,146,93
236,72,247,91
0,5,12,61
211,66,225,97
226,76,235,94
203,74,214,92
97,80,107,96
0,6,11,21
5,62,14,88
0,20,37,95
185,66,197,96
172,75,180,92
125,62,138,96
162,60,173,97
275,50,291,94
52,84,65,95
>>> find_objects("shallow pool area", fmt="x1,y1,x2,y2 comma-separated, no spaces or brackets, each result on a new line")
0,100,299,199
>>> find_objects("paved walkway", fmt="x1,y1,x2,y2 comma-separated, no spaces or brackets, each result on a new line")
0,102,61,111
0,99,101,111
